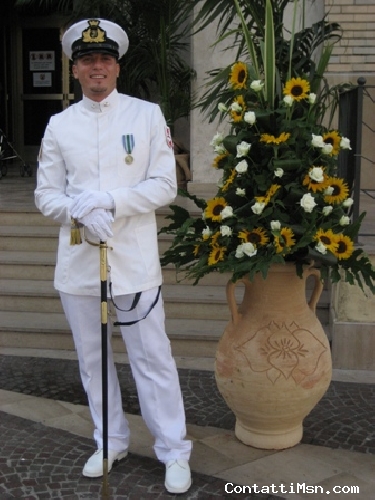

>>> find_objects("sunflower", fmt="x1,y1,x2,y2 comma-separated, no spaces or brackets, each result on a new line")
324,177,350,205
193,245,200,257
210,231,220,246
229,61,247,89
255,184,280,204
205,197,227,221
265,184,281,203
208,245,227,266
260,132,291,145
213,153,229,169
331,234,354,260
283,77,310,101
238,227,269,246
222,168,237,191
314,229,338,253
230,95,246,122
274,227,296,254
323,131,341,156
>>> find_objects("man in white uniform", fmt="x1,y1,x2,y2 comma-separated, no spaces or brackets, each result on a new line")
35,18,191,494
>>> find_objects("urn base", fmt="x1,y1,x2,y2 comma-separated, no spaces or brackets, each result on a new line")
235,420,303,450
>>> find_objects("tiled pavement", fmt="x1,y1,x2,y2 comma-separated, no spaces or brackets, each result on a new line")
1,349,375,499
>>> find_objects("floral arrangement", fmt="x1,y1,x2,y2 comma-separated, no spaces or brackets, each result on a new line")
160,0,375,293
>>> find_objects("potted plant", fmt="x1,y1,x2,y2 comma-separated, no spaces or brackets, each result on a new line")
160,0,375,449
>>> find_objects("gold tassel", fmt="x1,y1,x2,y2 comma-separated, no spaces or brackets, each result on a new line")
70,217,82,245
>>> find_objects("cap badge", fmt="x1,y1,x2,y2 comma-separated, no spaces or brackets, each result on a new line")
82,20,107,44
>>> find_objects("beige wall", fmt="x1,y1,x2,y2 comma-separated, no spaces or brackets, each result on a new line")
325,0,375,189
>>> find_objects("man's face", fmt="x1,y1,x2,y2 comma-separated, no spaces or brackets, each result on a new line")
72,53,120,102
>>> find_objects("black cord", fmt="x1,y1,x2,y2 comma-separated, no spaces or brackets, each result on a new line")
111,285,161,327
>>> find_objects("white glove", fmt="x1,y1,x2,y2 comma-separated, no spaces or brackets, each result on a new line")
79,208,114,241
71,190,114,219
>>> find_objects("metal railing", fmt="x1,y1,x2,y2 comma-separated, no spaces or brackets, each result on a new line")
338,78,375,224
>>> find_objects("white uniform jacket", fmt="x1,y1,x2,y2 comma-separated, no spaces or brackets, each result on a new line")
35,89,177,296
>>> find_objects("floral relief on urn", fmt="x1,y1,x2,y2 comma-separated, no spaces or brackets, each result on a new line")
233,321,329,388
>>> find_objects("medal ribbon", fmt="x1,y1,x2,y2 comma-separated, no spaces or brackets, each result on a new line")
122,134,135,156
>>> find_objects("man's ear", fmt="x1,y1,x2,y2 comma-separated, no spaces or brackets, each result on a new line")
72,64,78,79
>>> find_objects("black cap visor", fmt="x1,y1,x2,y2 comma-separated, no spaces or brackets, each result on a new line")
72,41,119,60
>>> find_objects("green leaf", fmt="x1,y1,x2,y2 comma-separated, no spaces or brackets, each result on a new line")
264,0,275,106
233,0,260,80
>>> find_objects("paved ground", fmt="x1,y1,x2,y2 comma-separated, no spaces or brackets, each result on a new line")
1,355,375,455
1,352,375,499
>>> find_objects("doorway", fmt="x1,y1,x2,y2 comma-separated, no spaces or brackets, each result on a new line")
14,17,73,163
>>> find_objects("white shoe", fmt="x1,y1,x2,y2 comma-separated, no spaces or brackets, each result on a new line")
82,448,128,478
164,459,191,494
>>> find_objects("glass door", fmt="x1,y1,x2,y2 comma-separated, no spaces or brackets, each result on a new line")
15,19,73,162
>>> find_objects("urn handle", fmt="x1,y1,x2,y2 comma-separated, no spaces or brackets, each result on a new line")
305,267,323,314
226,279,243,326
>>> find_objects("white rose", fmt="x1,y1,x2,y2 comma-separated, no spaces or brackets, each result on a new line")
244,111,256,125
300,193,317,213
235,159,248,173
235,244,245,258
309,93,317,104
339,215,350,226
309,166,324,182
202,227,211,238
315,242,327,254
221,206,234,219
242,242,257,257
236,141,251,157
340,136,352,150
250,80,264,92
209,131,224,147
220,225,232,236
218,102,227,112
271,220,281,230
322,143,333,155
251,202,265,214
283,95,294,107
324,186,334,195
231,101,242,112
322,205,333,216
236,188,246,196
311,134,325,148
274,167,284,178
343,197,354,208
214,145,226,155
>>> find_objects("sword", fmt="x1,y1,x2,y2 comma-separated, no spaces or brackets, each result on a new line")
100,240,110,499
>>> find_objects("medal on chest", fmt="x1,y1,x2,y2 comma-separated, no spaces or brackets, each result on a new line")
122,134,135,164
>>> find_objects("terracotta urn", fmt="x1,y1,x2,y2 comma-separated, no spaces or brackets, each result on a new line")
215,263,332,450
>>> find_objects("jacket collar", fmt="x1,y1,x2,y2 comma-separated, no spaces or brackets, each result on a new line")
81,88,119,113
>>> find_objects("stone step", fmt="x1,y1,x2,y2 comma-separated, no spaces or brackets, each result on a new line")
0,278,330,324
0,204,177,228
0,279,233,320
0,251,56,280
0,250,233,286
0,311,225,357
0,246,330,288
0,224,172,254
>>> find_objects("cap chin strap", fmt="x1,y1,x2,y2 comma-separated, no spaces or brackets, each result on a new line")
109,282,161,327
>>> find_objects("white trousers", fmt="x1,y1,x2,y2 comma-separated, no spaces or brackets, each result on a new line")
60,288,191,463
